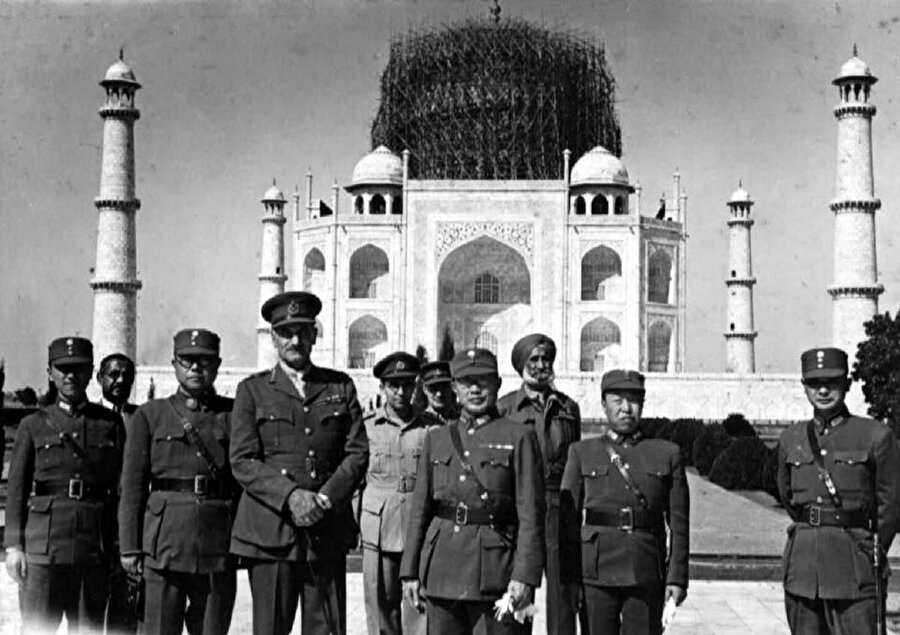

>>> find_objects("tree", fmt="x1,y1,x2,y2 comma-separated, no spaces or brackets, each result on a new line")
14,387,38,407
439,325,456,362
415,344,428,363
853,310,900,433
146,377,156,402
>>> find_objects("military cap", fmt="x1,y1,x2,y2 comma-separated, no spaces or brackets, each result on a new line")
261,291,322,328
510,333,557,375
450,348,499,380
48,336,93,365
374,352,420,381
801,347,848,380
173,328,220,356
601,369,646,396
420,360,452,386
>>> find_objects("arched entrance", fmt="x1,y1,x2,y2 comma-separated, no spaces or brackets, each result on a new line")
580,317,621,372
350,244,389,299
348,314,387,369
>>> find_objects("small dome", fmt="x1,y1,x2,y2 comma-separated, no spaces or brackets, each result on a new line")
350,146,403,187
729,185,752,204
262,182,286,203
834,49,876,84
570,146,630,188
102,59,140,86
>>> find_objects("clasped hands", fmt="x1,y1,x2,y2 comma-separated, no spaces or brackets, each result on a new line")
287,488,331,527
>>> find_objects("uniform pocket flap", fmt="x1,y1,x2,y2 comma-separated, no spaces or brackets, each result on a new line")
645,468,667,479
362,496,385,515
257,407,291,422
153,428,186,442
28,497,53,513
480,529,512,550
784,451,814,466
431,450,452,465
582,464,610,478
834,450,868,464
480,448,512,467
34,435,64,450
146,496,167,515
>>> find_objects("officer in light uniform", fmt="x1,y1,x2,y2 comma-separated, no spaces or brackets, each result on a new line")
361,352,433,635
778,347,900,634
401,348,545,635
560,369,689,635
4,337,123,634
118,329,237,635
230,291,368,635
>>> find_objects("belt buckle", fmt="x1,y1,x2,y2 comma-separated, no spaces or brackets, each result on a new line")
68,478,84,500
619,507,634,532
808,505,821,527
455,502,469,526
194,475,208,496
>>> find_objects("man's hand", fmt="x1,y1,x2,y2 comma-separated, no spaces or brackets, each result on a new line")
665,584,686,606
506,579,534,608
287,488,325,527
120,554,142,577
402,578,426,613
5,547,26,585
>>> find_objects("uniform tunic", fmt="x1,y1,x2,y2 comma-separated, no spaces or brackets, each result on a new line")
229,364,368,635
560,434,689,634
777,408,900,633
118,390,236,635
4,399,123,632
401,410,545,633
360,406,433,635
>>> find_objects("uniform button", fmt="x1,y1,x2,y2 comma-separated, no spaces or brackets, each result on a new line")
463,450,470,458
624,463,630,469
820,449,827,456
72,432,79,439
467,429,474,436
58,432,65,440
309,450,316,457
280,469,288,475
453,525,460,533
196,452,203,458
311,471,317,479
166,435,172,441
304,407,310,413
305,428,312,435
459,475,466,482
816,496,823,503
74,454,80,459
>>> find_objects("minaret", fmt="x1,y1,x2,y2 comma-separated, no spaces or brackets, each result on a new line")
829,47,883,358
724,183,757,373
257,180,287,368
91,51,142,368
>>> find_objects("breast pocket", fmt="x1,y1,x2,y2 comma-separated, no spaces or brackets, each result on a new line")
784,451,817,496
369,448,393,475
430,450,453,490
34,434,65,471
832,450,869,496
581,464,611,503
640,467,669,503
256,408,293,450
87,428,118,471
479,448,513,490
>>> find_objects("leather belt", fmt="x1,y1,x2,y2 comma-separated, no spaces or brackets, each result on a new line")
151,476,229,498
584,507,663,533
801,505,871,529
33,479,110,501
436,501,513,527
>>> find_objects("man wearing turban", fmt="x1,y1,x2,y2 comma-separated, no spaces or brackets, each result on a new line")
497,334,582,635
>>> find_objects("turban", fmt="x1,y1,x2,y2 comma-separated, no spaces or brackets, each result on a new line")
511,333,556,376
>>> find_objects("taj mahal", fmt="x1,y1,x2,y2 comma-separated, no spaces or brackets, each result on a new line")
86,20,885,422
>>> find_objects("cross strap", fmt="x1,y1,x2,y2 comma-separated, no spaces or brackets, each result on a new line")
448,421,499,520
603,441,649,509
805,419,843,509
168,399,222,481
40,408,90,464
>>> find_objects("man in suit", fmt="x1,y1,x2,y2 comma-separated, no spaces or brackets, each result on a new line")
497,333,582,635
401,348,545,634
560,369,689,635
230,291,368,635
777,347,900,633
119,329,236,635
4,337,123,634
361,352,432,635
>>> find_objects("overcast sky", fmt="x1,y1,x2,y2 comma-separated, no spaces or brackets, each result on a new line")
1,0,899,389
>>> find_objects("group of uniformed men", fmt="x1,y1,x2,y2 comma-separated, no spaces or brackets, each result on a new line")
2,288,897,635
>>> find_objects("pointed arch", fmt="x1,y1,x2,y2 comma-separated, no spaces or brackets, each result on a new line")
580,317,621,372
648,321,672,372
349,244,389,299
303,248,326,293
591,196,609,215
348,314,387,369
581,245,622,301
648,249,673,304
370,194,386,215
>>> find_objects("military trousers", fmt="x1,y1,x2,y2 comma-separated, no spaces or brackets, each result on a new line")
428,597,530,635
581,583,664,635
246,556,346,635
18,562,108,634
784,590,879,634
106,559,139,634
544,490,577,635
363,548,426,635
142,566,236,635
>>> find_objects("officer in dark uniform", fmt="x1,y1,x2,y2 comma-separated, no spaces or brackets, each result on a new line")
401,348,545,635
418,360,459,425
560,369,689,635
118,329,236,635
230,291,368,635
97,353,139,634
777,347,900,634
497,333,581,635
361,352,432,635
4,337,123,634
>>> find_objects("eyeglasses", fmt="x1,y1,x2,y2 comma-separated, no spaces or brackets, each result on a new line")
174,356,218,370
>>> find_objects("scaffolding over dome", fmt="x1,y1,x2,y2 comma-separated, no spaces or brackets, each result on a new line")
371,17,621,180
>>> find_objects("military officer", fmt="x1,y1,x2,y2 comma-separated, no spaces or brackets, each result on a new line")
777,347,900,634
4,337,123,633
560,369,689,635
361,352,433,635
497,333,582,635
118,329,236,635
401,348,545,635
97,353,139,634
230,291,368,635
418,360,459,425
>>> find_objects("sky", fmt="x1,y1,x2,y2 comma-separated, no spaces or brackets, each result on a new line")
1,0,900,389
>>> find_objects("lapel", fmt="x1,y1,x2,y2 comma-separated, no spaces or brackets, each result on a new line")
269,364,304,401
301,366,329,405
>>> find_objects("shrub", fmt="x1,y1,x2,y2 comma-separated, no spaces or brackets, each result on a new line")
670,419,705,467
708,436,771,490
759,446,781,501
692,423,731,476
722,412,756,438
639,417,667,439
